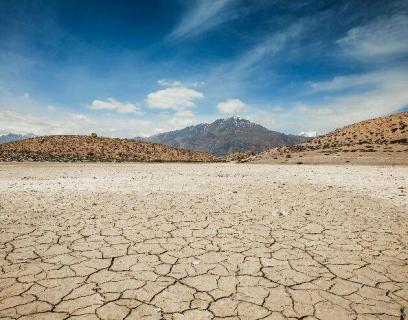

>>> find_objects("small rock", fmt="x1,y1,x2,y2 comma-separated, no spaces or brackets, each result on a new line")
275,210,288,217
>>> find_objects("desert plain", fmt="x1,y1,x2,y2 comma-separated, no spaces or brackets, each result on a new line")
0,163,407,320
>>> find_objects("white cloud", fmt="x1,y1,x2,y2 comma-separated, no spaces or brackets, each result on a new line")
190,81,205,88
271,106,284,113
88,98,142,114
175,110,194,117
217,98,248,114
158,79,183,87
169,0,235,40
158,79,205,89
248,69,408,134
295,105,335,117
299,131,320,137
0,110,68,135
146,86,204,111
70,113,90,122
307,73,379,93
47,105,56,112
23,92,29,99
337,14,408,59
0,109,153,137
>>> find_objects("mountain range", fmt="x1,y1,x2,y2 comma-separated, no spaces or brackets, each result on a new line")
140,117,309,155
0,112,406,163
0,133,35,144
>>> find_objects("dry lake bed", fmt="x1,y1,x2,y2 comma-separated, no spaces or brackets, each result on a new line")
0,163,407,320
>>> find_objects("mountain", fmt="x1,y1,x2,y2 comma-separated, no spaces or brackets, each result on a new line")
0,133,35,144
0,134,214,162
248,111,408,164
142,117,309,155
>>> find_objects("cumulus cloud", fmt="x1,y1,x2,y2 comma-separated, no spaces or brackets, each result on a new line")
337,14,408,59
217,98,248,114
146,86,204,111
299,131,320,137
88,98,142,114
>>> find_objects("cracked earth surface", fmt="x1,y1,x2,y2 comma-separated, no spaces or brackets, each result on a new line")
0,163,407,320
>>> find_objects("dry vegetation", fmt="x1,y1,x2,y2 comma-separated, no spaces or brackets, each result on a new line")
0,135,214,162
249,112,408,165
0,112,407,165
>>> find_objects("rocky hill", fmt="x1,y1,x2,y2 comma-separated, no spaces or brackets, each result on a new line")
248,112,408,165
0,134,214,162
0,133,35,144
142,117,309,155
307,111,407,148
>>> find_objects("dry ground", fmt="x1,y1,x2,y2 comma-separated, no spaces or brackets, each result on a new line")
249,148,408,166
0,163,407,320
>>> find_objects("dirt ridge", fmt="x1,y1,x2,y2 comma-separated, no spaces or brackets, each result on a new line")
248,112,408,165
0,134,215,162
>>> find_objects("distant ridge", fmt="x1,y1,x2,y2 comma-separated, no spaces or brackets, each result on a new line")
141,117,309,155
0,133,35,144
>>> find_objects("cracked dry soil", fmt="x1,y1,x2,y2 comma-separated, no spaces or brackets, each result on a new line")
0,163,407,320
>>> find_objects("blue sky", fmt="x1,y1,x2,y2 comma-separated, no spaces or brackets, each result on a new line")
0,0,407,137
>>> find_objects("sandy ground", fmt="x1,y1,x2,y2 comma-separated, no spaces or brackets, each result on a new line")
0,163,407,320
250,150,408,166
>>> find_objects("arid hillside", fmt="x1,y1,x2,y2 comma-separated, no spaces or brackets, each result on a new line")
0,134,214,162
308,111,407,148
249,112,408,165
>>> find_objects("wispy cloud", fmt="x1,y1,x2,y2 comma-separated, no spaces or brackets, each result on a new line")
232,22,306,74
169,0,237,41
88,98,142,114
337,14,408,59
249,69,408,134
70,113,91,122
307,73,381,93
157,79,183,87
